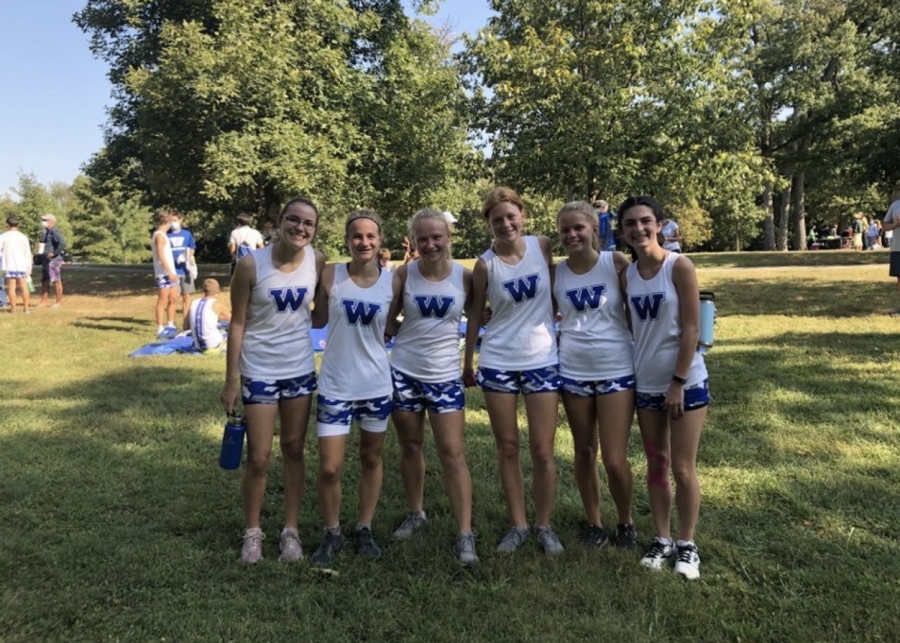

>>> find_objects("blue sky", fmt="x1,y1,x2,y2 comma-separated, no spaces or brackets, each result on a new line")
0,0,494,198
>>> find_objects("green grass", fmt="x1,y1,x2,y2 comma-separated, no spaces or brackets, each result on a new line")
2,256,899,642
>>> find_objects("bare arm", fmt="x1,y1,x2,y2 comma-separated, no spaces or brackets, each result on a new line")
215,300,232,323
220,257,255,414
463,258,488,386
385,265,407,337
619,265,632,333
665,255,701,419
537,235,555,268
311,263,333,329
155,232,177,279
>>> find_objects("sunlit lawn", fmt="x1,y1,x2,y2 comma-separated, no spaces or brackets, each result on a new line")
1,251,898,642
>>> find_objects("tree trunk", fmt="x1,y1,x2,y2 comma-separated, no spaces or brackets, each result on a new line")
792,172,807,251
777,181,791,251
762,182,775,250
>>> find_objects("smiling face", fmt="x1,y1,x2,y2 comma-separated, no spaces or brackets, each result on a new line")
346,217,382,262
620,205,662,250
413,217,451,263
486,201,524,242
279,202,318,250
557,209,598,256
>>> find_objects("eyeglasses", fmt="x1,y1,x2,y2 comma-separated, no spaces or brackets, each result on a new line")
282,216,317,229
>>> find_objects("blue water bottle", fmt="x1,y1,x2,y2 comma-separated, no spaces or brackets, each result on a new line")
699,291,715,353
219,413,246,470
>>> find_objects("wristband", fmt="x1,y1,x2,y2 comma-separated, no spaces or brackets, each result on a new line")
671,374,687,385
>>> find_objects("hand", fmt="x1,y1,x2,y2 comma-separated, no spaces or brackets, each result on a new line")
462,366,477,388
220,380,240,414
168,271,178,281
665,382,685,420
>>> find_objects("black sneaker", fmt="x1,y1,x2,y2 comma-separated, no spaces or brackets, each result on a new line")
354,527,383,561
310,532,342,567
579,524,610,549
615,523,638,549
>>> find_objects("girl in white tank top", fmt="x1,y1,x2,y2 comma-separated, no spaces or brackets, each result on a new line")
387,208,477,564
309,210,400,567
220,198,326,565
463,187,564,556
553,201,637,550
619,196,709,580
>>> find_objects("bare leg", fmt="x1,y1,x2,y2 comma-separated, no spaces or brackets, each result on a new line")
357,429,386,524
18,277,30,311
155,290,168,327
484,391,527,528
40,279,49,305
241,403,277,529
54,280,63,305
392,409,426,513
670,407,707,542
7,278,17,313
596,390,635,525
429,409,473,533
637,409,672,539
317,435,348,528
561,392,601,526
277,394,312,530
525,391,559,527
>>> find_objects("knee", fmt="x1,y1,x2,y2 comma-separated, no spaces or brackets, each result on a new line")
530,444,555,470
280,438,305,464
359,449,383,471
574,443,598,469
318,461,343,484
671,461,697,487
400,439,424,460
495,439,520,460
438,446,466,472
603,458,632,482
246,450,271,476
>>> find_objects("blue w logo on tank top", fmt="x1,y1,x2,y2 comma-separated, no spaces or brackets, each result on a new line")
342,299,381,325
269,287,308,312
502,274,539,303
565,284,606,312
630,293,666,321
414,295,455,318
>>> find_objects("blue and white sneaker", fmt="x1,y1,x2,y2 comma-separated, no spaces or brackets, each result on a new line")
640,537,676,570
674,542,701,580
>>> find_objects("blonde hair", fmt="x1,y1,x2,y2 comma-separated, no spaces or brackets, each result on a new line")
345,209,383,233
557,201,600,251
481,187,525,219
408,207,453,258
202,278,220,295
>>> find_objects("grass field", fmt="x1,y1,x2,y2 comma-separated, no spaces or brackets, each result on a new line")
2,250,899,642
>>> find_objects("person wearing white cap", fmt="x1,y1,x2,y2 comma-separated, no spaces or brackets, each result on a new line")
37,214,65,307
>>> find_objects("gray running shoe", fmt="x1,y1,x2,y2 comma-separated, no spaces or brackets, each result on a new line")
496,526,530,553
278,527,303,562
392,511,427,540
579,524,610,549
240,528,265,564
311,532,343,567
455,532,479,565
536,526,565,556
354,527,383,561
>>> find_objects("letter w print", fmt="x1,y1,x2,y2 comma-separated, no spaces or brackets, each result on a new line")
630,293,665,321
342,299,381,325
565,284,606,312
414,295,454,319
269,287,308,313
502,273,539,303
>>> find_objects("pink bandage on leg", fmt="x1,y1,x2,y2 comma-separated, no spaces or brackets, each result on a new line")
644,440,670,489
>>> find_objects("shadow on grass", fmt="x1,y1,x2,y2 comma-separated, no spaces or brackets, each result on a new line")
73,316,154,333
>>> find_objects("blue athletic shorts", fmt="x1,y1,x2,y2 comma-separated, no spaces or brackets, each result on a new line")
241,372,317,405
636,379,710,412
560,373,635,397
477,364,561,395
317,394,393,437
4,271,27,279
156,274,177,289
392,367,464,414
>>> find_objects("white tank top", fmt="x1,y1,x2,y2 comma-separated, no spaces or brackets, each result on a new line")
478,236,558,370
189,296,225,350
152,230,175,278
318,264,394,400
238,245,317,379
553,253,633,380
391,261,466,382
625,252,707,393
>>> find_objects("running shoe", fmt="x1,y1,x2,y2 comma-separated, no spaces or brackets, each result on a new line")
392,510,427,540
354,527,383,561
455,532,479,565
496,526,530,553
579,524,610,549
536,526,565,556
278,527,303,562
639,537,676,570
674,542,701,580
310,532,343,567
615,523,638,549
240,527,265,564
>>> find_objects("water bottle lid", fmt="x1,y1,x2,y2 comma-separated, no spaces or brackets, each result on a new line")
227,413,245,425
700,291,715,301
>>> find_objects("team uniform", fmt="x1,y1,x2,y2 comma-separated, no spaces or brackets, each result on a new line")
317,264,394,436
391,261,466,414
167,227,197,295
0,230,33,279
188,297,226,354
239,245,318,404
625,252,708,411
661,221,681,253
477,236,560,394
152,230,176,289
553,253,634,396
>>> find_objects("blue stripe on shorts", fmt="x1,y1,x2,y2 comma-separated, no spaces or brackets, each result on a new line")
636,379,710,412
477,365,561,395
241,372,317,405
316,394,393,427
392,367,464,414
560,374,635,397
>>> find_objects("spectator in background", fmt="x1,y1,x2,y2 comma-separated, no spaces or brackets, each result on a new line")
882,199,900,315
0,216,33,313
378,248,396,272
183,278,231,354
262,218,278,246
167,212,197,325
852,212,864,251
661,214,683,254
867,219,881,250
37,214,65,308
229,214,265,275
594,200,617,251
152,210,179,338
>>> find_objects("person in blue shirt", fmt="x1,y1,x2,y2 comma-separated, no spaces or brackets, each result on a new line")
594,200,617,251
167,212,197,325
